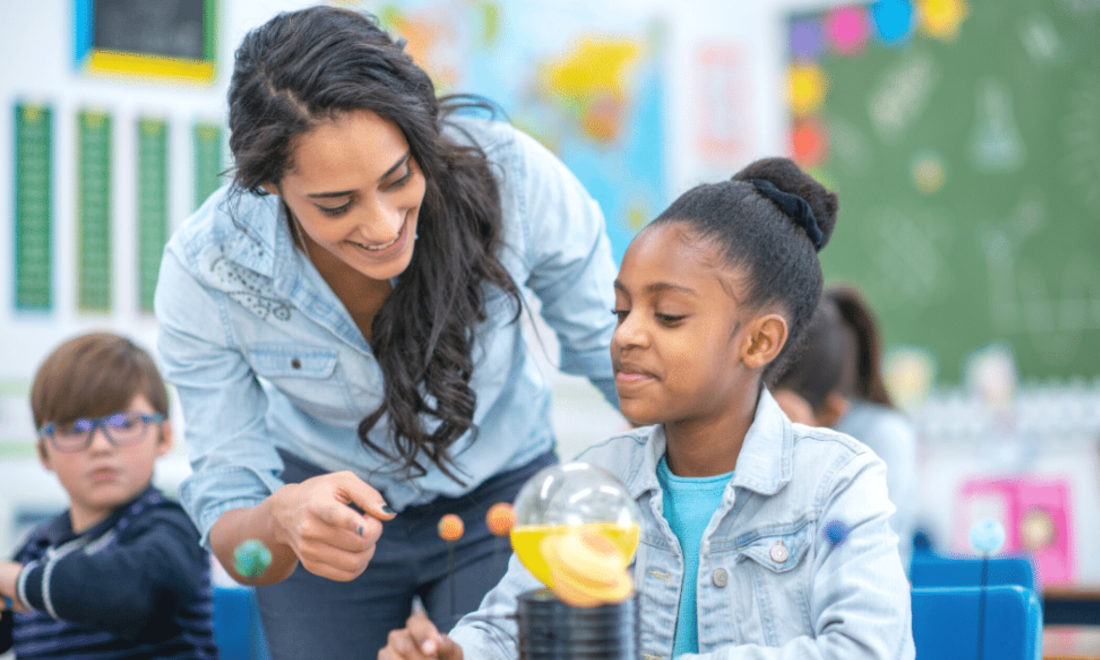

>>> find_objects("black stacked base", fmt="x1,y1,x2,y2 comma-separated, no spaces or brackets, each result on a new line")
516,588,639,660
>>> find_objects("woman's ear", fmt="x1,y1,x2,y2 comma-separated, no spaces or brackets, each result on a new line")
260,182,278,196
741,313,788,370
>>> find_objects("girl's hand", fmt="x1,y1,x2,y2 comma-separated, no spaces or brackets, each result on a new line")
269,471,395,581
378,609,464,660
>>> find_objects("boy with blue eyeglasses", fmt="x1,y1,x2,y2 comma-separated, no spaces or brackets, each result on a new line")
0,332,218,659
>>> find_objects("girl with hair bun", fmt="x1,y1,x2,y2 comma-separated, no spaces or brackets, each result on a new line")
382,158,915,660
154,6,619,658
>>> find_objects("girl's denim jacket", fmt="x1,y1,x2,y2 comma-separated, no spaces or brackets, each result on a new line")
450,389,916,659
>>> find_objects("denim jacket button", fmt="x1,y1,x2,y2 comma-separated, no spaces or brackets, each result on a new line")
712,568,729,587
770,540,790,563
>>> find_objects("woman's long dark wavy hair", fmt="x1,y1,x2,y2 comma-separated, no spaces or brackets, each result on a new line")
226,6,521,482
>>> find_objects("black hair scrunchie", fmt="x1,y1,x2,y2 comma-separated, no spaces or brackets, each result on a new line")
747,178,824,251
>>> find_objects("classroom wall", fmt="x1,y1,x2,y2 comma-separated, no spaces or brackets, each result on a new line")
2,0,1099,585
0,0,797,429
0,0,802,553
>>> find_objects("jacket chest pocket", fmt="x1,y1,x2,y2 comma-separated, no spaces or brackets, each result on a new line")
249,344,359,421
731,526,814,646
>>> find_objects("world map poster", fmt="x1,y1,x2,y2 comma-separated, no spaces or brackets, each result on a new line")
365,0,668,264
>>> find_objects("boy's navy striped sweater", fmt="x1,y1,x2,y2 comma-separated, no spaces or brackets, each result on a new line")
0,485,218,659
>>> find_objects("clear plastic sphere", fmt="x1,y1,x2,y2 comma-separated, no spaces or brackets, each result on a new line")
510,462,641,589
514,462,640,527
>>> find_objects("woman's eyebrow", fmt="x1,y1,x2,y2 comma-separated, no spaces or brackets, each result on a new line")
306,152,411,199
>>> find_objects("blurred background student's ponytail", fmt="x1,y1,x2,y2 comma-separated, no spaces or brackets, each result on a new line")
831,285,919,570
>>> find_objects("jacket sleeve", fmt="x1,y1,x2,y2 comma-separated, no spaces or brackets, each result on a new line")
510,128,619,406
16,508,210,643
688,452,916,660
856,411,919,569
447,552,546,660
155,244,288,548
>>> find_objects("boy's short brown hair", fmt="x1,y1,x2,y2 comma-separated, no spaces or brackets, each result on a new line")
31,332,169,429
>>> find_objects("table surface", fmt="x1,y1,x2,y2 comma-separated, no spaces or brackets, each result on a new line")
1044,626,1100,660
1046,585,1100,600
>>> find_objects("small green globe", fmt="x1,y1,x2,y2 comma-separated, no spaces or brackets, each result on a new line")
234,539,273,578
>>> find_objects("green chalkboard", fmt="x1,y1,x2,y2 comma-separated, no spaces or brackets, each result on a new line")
788,1,1100,383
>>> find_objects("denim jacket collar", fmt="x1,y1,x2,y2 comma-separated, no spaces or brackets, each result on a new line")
225,191,283,280
624,387,794,501
222,191,351,325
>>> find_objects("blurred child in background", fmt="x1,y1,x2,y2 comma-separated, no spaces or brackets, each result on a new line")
771,287,918,570
770,299,850,428
0,333,218,659
828,286,918,569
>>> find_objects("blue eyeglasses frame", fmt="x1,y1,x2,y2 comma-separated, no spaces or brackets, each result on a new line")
37,412,165,452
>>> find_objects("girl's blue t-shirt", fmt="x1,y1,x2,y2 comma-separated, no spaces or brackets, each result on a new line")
656,455,734,658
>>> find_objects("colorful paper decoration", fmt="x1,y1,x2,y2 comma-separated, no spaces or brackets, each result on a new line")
915,0,970,42
872,0,916,46
825,5,871,55
787,63,829,117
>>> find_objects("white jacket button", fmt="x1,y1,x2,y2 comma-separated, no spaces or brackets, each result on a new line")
712,568,729,587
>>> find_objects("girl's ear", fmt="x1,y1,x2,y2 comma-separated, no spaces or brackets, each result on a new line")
261,182,278,196
741,313,788,370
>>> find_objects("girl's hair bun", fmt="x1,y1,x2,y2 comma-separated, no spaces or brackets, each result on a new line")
732,158,838,249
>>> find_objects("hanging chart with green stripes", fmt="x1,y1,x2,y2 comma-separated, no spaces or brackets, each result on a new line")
14,102,53,310
137,117,168,312
78,109,112,311
193,121,223,210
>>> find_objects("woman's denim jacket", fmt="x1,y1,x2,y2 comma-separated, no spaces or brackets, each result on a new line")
450,389,916,659
154,117,618,548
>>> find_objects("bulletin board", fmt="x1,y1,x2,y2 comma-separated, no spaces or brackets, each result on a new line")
73,0,217,82
786,0,1100,383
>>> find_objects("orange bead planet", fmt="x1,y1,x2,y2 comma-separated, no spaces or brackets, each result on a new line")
438,514,465,542
486,503,516,537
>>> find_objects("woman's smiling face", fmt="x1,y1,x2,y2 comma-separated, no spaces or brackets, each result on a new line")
272,109,428,282
611,222,759,427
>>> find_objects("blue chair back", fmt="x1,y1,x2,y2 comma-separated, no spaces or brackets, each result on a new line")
909,553,1035,591
911,585,1042,660
213,586,272,660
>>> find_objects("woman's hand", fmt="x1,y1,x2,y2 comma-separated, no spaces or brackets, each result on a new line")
269,470,396,582
378,609,464,660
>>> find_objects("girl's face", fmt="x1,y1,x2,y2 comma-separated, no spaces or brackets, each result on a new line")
271,110,428,282
612,223,769,427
